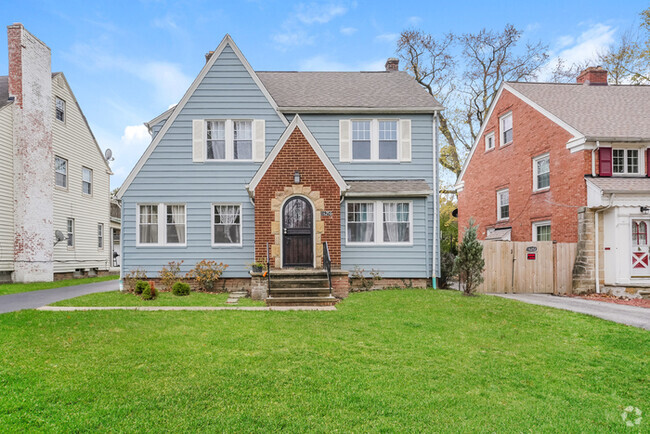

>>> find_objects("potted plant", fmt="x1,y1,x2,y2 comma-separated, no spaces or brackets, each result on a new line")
249,260,266,273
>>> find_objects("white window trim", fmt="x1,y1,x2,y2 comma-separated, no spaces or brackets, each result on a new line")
612,148,644,176
55,96,65,123
345,199,414,246
211,203,243,248
350,119,400,162
497,188,509,222
135,203,187,247
485,131,495,151
499,112,513,146
532,220,551,241
98,223,104,250
55,155,68,190
205,119,254,162
67,218,75,249
532,152,550,192
81,166,93,196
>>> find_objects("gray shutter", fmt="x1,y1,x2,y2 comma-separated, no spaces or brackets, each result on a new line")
399,119,411,162
339,119,351,162
192,119,205,162
252,119,266,162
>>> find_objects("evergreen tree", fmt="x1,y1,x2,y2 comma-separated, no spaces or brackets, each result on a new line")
453,221,485,295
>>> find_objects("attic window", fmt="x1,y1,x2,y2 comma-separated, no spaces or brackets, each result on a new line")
55,97,65,122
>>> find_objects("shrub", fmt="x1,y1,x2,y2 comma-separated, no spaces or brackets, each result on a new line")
141,283,157,300
453,220,485,296
134,280,149,295
172,281,191,296
124,268,147,292
186,260,228,292
350,266,382,291
439,251,456,289
159,260,184,291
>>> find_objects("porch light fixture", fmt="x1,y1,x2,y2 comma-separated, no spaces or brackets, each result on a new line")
294,170,301,184
641,206,650,214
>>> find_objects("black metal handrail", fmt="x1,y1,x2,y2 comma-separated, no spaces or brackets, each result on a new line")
266,242,271,292
323,241,332,296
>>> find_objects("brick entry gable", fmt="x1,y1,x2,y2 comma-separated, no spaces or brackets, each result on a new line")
254,127,341,268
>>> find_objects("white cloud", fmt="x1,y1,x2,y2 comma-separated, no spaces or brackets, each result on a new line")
299,55,386,71
553,23,616,67
375,33,399,43
525,22,541,33
272,30,314,48
407,16,422,26
340,26,357,35
121,124,150,145
295,3,347,24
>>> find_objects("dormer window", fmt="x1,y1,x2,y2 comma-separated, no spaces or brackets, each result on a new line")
612,149,640,174
55,97,65,122
500,112,513,145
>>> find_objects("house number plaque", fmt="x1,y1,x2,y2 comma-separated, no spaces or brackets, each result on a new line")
321,211,333,217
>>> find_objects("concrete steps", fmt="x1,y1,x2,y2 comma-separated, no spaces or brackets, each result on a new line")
265,269,336,306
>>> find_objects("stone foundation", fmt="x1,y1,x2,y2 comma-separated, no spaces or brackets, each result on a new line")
572,207,600,293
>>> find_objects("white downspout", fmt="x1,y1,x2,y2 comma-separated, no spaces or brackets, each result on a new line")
591,141,600,177
594,193,614,294
433,112,440,287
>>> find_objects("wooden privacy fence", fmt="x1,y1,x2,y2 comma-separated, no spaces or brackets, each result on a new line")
477,241,577,294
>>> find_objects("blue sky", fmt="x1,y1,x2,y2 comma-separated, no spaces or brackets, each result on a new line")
2,0,647,188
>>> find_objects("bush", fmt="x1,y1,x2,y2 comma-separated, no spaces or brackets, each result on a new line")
141,283,157,300
134,280,149,295
159,261,184,292
124,268,147,292
453,220,485,296
439,251,456,289
172,281,191,296
186,260,228,292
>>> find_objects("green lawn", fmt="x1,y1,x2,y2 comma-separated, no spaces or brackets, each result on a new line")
51,290,266,307
0,290,648,431
0,275,118,296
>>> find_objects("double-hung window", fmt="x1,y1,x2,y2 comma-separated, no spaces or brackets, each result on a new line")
533,221,551,241
351,119,399,161
213,204,241,246
205,120,253,161
485,132,495,151
82,167,92,195
497,189,509,221
612,149,640,174
137,204,186,246
55,156,67,188
55,97,65,122
533,153,550,191
98,223,104,249
500,112,513,145
67,218,74,247
347,201,411,245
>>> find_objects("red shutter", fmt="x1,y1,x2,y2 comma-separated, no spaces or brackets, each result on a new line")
599,147,612,177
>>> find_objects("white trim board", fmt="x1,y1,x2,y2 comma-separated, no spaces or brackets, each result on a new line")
246,114,349,195
455,82,585,188
117,34,288,199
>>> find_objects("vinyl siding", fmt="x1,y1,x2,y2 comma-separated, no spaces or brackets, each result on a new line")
0,105,13,272
121,44,287,277
51,74,112,273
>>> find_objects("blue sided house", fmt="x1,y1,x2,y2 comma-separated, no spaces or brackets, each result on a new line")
117,35,442,304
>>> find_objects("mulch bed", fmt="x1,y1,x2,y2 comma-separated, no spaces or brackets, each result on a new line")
566,293,650,308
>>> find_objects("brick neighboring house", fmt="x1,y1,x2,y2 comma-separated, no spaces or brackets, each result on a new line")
0,24,113,283
456,67,650,296
117,35,442,304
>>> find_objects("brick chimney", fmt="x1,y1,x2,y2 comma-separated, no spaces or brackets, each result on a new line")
577,66,608,85
205,50,215,63
385,58,399,72
7,23,54,282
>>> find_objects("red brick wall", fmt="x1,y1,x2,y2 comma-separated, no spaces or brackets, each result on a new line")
255,127,341,266
458,89,591,243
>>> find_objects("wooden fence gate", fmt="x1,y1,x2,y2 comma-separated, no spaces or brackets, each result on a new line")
476,241,577,294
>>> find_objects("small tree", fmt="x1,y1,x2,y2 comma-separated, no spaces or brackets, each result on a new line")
453,221,485,295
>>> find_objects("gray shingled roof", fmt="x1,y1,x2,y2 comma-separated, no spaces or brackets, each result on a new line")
257,71,442,111
508,82,650,141
587,177,650,193
346,180,433,197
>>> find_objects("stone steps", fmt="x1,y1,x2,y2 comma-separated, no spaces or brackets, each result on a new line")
265,269,336,306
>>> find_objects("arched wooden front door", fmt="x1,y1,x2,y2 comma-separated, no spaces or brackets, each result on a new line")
282,196,314,267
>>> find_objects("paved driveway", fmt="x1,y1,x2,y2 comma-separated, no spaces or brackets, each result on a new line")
0,279,119,314
492,293,650,331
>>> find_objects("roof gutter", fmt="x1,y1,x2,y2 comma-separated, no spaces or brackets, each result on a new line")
277,106,443,114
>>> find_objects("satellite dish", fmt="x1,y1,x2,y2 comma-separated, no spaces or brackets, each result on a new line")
54,230,66,246
104,148,114,161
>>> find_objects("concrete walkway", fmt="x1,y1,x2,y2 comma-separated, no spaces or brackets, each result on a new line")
0,279,119,314
38,305,336,312
492,293,650,331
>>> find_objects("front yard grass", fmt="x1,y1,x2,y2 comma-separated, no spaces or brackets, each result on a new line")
50,290,266,307
0,289,648,431
0,275,118,296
